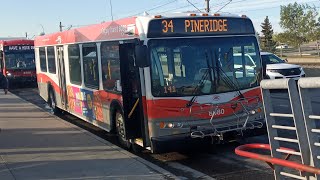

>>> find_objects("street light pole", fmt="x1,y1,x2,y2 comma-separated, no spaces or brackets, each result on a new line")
39,24,45,36
317,41,320,57
205,0,210,13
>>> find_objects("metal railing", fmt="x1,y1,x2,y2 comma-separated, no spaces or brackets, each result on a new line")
236,78,320,180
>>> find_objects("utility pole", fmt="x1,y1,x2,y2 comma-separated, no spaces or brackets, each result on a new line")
317,41,320,57
205,0,210,13
59,22,64,32
109,0,114,21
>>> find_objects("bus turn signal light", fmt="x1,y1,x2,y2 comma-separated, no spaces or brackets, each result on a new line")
159,122,165,128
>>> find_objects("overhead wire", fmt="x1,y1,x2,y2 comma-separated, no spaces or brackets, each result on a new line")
130,0,179,16
210,0,320,13
215,0,232,13
186,0,202,12
156,1,203,14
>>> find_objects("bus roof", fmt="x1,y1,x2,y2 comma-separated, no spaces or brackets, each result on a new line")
0,39,34,46
34,13,254,47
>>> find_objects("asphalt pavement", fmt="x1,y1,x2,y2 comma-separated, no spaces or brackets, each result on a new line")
0,91,177,180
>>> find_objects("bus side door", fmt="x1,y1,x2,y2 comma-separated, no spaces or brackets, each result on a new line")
119,43,145,141
57,46,68,109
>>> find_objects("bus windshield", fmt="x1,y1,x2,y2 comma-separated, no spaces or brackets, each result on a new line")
149,36,261,97
5,53,35,70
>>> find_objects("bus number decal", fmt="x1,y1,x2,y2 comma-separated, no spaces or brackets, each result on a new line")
209,108,225,117
164,86,176,93
162,20,174,33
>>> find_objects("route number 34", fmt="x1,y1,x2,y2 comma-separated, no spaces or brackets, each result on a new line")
162,20,174,33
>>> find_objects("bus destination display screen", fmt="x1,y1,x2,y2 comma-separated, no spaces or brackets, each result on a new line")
147,17,255,38
4,45,34,53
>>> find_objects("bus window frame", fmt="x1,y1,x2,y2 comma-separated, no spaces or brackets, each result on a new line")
47,46,57,74
82,43,99,90
68,44,83,86
39,47,48,72
100,41,122,94
0,51,3,72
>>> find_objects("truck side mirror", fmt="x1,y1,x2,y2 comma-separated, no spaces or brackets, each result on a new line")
135,45,150,68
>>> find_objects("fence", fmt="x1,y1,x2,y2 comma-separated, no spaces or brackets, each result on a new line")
236,77,320,180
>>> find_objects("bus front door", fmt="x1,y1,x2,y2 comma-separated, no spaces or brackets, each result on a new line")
57,46,68,110
119,43,145,142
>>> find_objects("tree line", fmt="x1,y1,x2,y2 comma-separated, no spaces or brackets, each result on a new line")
259,2,319,56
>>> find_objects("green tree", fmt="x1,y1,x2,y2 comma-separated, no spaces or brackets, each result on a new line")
260,16,276,52
280,2,318,56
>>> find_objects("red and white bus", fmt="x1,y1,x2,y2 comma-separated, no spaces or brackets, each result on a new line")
35,13,264,153
0,39,36,85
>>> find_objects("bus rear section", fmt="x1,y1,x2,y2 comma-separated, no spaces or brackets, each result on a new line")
0,40,36,86
34,13,265,153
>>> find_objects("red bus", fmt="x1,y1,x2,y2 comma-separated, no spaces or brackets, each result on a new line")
35,13,265,153
0,39,36,85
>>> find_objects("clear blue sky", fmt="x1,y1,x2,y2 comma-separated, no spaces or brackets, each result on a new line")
0,0,319,38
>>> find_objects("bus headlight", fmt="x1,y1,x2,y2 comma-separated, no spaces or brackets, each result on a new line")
167,123,174,128
250,108,262,115
159,122,184,129
6,71,12,77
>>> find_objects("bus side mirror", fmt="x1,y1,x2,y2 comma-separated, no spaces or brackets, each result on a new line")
135,45,150,67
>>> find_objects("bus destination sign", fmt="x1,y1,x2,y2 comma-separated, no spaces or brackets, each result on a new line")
4,45,34,53
147,17,255,38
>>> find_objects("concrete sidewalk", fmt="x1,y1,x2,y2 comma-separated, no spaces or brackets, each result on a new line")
0,91,176,180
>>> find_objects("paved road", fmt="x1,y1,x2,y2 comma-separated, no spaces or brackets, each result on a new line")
10,88,273,180
303,66,320,77
8,68,320,180
0,91,176,180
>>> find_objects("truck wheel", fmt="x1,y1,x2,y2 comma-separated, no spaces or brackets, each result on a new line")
115,110,131,149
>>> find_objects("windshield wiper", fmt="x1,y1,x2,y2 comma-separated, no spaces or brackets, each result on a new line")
211,49,245,99
186,51,212,107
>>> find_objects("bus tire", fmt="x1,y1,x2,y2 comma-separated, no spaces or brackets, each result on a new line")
115,110,131,149
48,89,61,115
131,143,143,153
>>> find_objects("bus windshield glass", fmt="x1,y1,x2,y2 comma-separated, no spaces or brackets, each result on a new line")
5,53,35,70
149,36,261,97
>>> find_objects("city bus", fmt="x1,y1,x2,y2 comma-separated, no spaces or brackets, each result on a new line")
0,39,36,85
34,13,264,153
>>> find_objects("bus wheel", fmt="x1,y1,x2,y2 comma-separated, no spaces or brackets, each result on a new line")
115,111,131,149
48,90,61,115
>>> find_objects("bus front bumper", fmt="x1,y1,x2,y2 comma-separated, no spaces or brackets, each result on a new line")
150,123,267,153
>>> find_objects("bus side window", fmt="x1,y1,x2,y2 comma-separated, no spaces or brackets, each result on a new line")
68,45,82,85
0,52,3,71
39,47,47,72
82,43,99,89
101,42,120,92
47,47,56,74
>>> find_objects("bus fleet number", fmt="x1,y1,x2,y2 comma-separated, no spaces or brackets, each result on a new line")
162,20,174,33
209,109,225,116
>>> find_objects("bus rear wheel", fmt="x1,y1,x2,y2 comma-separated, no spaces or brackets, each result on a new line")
115,111,131,149
48,90,61,115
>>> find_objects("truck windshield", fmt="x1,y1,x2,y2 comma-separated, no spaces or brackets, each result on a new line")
5,53,35,70
149,36,261,97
